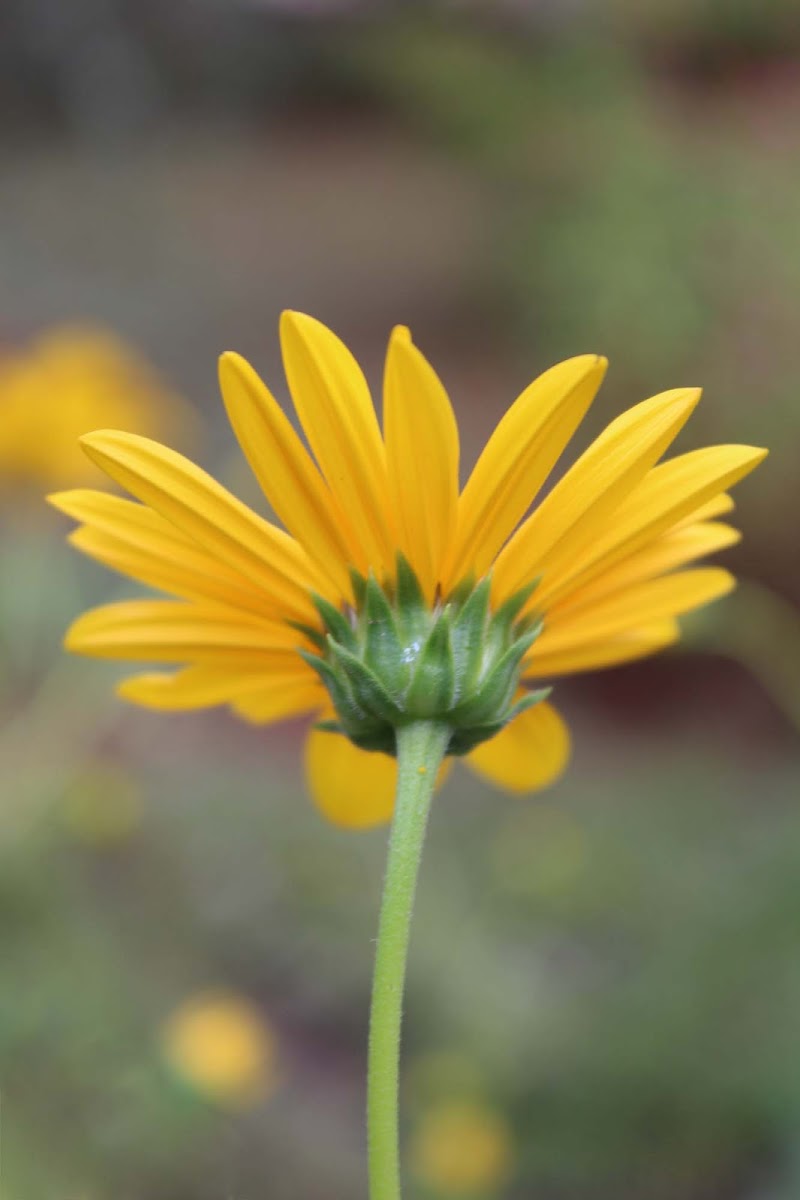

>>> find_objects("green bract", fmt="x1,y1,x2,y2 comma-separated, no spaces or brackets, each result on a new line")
299,556,549,756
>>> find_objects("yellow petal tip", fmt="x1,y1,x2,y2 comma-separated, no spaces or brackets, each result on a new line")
218,349,243,372
679,386,703,409
78,428,132,459
78,429,109,448
390,324,412,346
280,309,315,336
46,490,75,513
218,349,257,391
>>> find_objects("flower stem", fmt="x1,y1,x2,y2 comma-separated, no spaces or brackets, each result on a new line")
367,720,451,1200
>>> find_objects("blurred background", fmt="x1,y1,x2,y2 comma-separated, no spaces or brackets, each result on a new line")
1,3,799,1198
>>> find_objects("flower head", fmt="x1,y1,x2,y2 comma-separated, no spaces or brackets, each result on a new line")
51,313,766,825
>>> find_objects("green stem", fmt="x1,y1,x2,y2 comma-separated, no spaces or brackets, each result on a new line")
367,720,451,1200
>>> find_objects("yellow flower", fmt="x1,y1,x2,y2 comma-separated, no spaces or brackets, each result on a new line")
160,991,276,1108
51,313,766,826
409,1100,514,1196
0,325,191,492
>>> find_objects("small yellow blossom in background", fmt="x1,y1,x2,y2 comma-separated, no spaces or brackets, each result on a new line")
409,1099,514,1197
0,325,193,493
160,991,277,1109
60,761,142,847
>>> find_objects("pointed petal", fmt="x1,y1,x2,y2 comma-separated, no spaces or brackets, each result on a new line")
493,387,702,605
674,491,733,526
218,352,354,597
78,430,327,622
466,701,570,794
305,724,397,829
117,665,275,710
443,355,607,588
525,620,679,678
230,676,326,724
537,444,766,607
539,567,735,651
66,526,274,617
383,328,459,598
552,521,740,617
65,599,308,663
51,488,283,616
280,311,394,575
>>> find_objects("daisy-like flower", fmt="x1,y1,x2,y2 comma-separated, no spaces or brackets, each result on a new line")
51,313,765,825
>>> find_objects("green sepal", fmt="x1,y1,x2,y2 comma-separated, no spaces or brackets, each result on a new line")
493,577,540,635
349,568,367,611
508,686,551,720
446,572,476,610
364,573,408,694
447,687,550,756
287,620,326,652
449,576,491,692
311,593,358,653
327,639,403,725
350,729,397,755
404,612,456,717
448,719,508,756
450,625,539,727
299,649,370,728
482,579,540,665
394,553,427,634
314,718,344,734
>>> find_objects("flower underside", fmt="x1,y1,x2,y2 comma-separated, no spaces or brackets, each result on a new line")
303,555,548,756
51,311,767,823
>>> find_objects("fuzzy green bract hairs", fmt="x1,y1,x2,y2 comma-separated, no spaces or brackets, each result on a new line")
299,554,550,757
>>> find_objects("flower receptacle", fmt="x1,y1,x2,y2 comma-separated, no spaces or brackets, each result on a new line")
303,556,547,757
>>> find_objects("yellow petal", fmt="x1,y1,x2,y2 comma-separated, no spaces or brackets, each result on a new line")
66,526,270,618
538,444,766,607
383,328,459,598
79,430,327,623
305,724,398,829
51,488,281,616
493,387,702,605
280,311,394,576
230,676,326,724
674,491,733,526
65,599,307,663
539,566,735,650
552,521,740,617
117,665,275,710
443,354,607,589
525,620,679,678
304,716,453,828
218,352,354,597
466,701,570,794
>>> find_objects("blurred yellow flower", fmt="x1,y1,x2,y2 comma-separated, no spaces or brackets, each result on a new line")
61,761,142,847
160,991,277,1108
410,1100,514,1196
0,325,191,492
